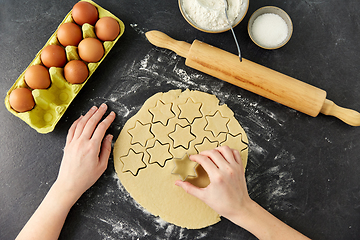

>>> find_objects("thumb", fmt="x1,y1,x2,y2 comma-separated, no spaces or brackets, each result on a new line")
175,180,204,200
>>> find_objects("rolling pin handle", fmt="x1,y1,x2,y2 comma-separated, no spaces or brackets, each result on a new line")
320,99,360,126
145,30,191,58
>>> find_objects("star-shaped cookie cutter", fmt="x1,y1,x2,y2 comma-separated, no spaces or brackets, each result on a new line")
171,153,198,181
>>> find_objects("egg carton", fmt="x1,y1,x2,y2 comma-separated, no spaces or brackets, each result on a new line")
4,0,125,134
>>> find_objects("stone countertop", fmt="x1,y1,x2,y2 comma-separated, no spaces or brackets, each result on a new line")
1,0,360,239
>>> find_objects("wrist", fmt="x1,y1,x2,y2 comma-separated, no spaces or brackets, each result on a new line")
225,197,257,228
229,200,306,240
51,180,81,208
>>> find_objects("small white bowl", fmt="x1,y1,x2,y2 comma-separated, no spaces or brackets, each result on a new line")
248,6,293,49
179,0,249,33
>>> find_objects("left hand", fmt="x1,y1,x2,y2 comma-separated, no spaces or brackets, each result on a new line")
55,103,116,202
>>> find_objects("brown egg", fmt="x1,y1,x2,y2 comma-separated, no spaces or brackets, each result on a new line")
78,38,104,63
72,1,98,26
95,17,120,41
57,22,82,46
9,88,35,113
24,65,51,89
41,45,67,68
64,60,89,84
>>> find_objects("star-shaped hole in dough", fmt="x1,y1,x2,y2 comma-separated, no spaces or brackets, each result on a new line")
171,153,198,181
221,133,248,151
120,149,146,176
194,137,219,153
205,111,230,137
169,124,195,149
178,98,202,124
128,120,154,147
149,100,175,125
146,140,173,167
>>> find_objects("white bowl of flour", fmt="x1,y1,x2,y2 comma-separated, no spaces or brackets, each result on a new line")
179,0,249,33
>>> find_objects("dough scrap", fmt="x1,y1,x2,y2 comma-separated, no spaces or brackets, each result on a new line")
205,110,230,137
149,100,175,125
146,140,173,167
178,98,202,123
120,149,146,176
128,121,154,146
169,124,196,149
114,89,249,229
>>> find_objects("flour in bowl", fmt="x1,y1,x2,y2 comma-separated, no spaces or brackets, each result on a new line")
181,0,243,31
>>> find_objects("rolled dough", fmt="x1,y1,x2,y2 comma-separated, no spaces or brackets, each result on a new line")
114,89,248,229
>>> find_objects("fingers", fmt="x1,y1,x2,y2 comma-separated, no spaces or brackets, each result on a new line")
232,149,242,165
233,149,245,175
190,154,219,177
200,148,231,170
72,103,114,140
98,134,113,169
66,115,82,145
190,146,241,177
175,180,204,201
81,103,109,139
73,105,98,139
92,111,116,144
215,146,237,165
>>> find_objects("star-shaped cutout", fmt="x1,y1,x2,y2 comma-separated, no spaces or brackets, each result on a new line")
146,140,173,167
221,133,248,152
169,124,195,149
150,122,172,144
194,137,219,153
205,111,229,137
178,98,202,124
120,149,146,176
149,100,175,125
128,120,154,147
171,153,198,181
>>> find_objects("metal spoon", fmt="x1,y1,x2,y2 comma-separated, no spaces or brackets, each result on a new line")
224,0,242,62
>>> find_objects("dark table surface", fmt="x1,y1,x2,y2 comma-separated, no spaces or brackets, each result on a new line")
1,0,360,239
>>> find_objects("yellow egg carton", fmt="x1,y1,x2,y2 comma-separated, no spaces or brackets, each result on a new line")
4,0,125,134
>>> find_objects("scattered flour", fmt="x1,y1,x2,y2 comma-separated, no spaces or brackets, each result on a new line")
94,41,301,238
129,23,146,36
98,217,147,236
112,172,151,215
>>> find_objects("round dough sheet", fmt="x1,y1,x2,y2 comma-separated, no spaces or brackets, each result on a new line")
114,89,248,229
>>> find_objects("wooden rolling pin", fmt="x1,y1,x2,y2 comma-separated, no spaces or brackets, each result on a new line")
145,30,360,126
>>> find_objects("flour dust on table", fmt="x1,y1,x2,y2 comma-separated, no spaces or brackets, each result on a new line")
83,45,305,236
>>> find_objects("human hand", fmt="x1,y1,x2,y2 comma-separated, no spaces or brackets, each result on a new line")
175,146,252,221
176,146,311,239
55,103,116,203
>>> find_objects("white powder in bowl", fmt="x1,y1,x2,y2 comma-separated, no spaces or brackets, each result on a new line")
182,0,243,31
251,13,289,48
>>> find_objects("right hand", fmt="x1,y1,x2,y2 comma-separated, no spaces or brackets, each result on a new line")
177,146,311,240
175,146,252,220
